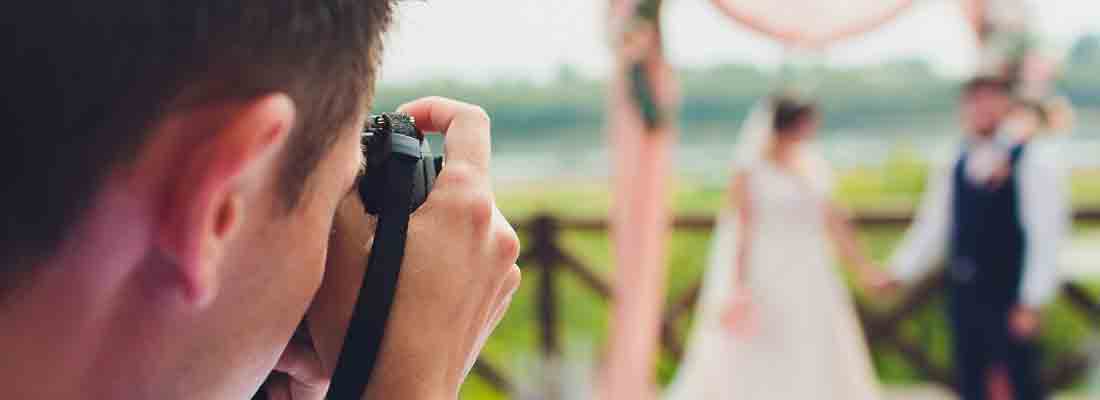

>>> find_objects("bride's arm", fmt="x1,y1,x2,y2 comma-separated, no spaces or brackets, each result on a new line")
824,203,884,286
730,172,753,289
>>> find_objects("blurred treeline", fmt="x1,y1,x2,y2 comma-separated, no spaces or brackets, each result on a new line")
376,34,1100,147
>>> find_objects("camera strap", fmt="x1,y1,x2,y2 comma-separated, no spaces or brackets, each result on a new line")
326,134,423,400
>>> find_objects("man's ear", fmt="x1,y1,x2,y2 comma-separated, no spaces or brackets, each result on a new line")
154,94,295,307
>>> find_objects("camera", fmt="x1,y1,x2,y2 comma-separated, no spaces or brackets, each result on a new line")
324,112,444,400
359,112,444,214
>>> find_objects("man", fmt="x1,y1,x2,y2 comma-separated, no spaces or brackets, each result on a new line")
1,2,520,399
886,77,1069,399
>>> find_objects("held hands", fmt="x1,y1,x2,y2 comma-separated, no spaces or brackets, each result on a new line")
859,270,1041,340
285,97,521,400
858,264,899,298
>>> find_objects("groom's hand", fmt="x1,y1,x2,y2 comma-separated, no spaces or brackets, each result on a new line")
1010,306,1041,339
856,265,893,297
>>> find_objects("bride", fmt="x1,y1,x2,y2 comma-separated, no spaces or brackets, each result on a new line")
665,96,887,399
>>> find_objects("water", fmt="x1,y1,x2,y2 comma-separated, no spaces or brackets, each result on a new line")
490,125,1100,183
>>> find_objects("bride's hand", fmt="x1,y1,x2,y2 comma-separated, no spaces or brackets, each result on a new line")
723,289,757,337
859,266,898,298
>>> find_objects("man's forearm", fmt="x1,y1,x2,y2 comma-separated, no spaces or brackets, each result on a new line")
363,374,450,400
890,167,952,281
1017,151,1069,307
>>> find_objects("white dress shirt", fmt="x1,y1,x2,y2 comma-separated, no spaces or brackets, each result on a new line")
890,134,1071,307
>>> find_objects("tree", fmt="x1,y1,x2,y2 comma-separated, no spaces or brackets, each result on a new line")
1069,34,1100,66
554,64,583,85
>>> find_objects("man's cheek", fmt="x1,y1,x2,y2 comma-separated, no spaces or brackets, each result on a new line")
293,195,350,292
307,196,375,371
267,223,330,306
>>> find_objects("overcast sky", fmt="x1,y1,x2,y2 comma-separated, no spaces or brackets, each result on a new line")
377,0,1100,84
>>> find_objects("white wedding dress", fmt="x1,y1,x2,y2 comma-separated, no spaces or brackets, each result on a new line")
664,101,880,400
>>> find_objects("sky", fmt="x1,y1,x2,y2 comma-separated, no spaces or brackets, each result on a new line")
377,0,1100,84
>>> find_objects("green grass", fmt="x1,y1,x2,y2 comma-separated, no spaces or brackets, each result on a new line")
497,163,1100,219
461,166,1100,399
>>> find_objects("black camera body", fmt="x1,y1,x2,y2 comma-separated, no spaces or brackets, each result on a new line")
360,113,443,215
326,112,443,400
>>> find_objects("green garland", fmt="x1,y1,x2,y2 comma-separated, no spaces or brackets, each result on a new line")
634,0,661,23
626,0,665,133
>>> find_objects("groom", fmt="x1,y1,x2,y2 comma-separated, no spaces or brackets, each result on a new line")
885,77,1069,399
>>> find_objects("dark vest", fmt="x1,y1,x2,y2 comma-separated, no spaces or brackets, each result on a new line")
949,144,1027,306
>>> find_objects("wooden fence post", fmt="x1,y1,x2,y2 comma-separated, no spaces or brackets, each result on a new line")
532,214,562,358
532,214,563,399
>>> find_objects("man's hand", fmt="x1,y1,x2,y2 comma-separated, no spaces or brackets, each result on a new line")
1010,306,1041,339
370,97,521,397
285,97,521,400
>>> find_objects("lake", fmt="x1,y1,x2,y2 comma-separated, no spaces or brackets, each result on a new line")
485,114,1100,184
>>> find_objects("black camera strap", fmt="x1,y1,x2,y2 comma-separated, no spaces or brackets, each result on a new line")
326,134,423,400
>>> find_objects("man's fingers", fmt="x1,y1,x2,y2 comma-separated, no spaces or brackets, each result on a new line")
492,207,521,263
272,341,329,398
397,96,491,174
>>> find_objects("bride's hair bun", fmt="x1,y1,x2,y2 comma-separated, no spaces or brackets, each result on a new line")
771,96,818,134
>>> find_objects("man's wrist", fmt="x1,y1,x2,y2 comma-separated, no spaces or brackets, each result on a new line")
363,371,452,400
361,339,455,400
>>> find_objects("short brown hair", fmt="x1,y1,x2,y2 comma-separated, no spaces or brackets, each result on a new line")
2,1,394,284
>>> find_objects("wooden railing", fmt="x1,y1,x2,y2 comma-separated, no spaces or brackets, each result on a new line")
471,208,1100,396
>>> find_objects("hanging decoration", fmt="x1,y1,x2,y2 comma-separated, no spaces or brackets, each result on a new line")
708,0,915,47
965,0,1055,100
604,0,678,399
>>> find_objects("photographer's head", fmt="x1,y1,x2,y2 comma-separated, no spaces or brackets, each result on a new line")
960,76,1015,138
1,1,393,398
